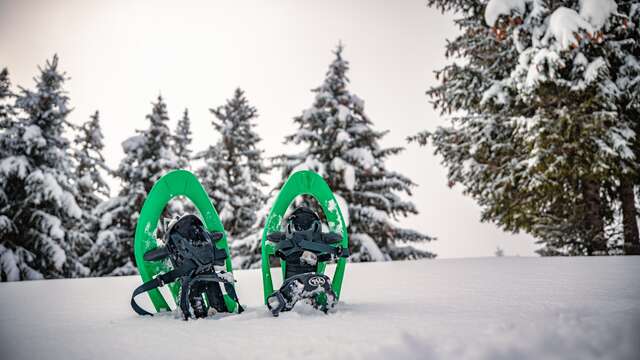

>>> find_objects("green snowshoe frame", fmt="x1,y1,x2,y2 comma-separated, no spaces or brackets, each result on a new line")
134,169,241,314
261,170,349,304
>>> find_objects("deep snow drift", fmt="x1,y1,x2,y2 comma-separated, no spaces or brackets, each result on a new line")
1,257,639,360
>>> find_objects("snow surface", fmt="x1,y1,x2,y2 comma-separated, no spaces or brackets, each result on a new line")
1,257,639,360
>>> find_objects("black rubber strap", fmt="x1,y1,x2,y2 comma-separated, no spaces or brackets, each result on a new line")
190,273,244,313
130,262,194,316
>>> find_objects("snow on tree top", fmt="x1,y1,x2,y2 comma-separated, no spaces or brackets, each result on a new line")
484,0,527,26
542,7,594,49
580,0,617,30
121,135,145,153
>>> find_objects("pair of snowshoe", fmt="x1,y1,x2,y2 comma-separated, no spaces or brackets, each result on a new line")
130,169,349,320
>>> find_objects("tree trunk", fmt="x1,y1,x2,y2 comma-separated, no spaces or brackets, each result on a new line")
582,179,606,255
620,177,640,255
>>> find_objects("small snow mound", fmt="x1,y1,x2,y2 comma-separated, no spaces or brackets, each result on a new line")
0,156,31,179
485,0,526,26
351,233,385,261
121,135,145,153
481,82,508,105
584,57,606,83
336,105,350,122
580,0,616,30
22,125,46,147
543,7,594,49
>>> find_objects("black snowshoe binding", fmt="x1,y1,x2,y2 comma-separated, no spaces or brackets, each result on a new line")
130,214,243,320
265,207,349,316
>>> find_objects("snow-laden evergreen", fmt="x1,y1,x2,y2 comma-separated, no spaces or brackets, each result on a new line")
0,56,87,280
0,68,14,131
418,0,639,255
173,108,192,169
73,111,110,215
71,111,111,266
277,44,435,261
83,96,181,276
195,88,269,267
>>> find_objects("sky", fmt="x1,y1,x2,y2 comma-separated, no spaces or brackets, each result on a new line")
0,0,538,258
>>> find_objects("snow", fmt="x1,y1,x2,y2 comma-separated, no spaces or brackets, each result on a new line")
543,7,594,50
335,130,351,144
333,193,350,227
484,0,527,26
584,56,606,83
351,233,386,261
22,124,46,147
0,155,30,179
331,157,356,191
480,82,508,105
580,0,617,30
0,244,20,281
121,135,145,153
290,156,326,176
27,170,82,219
1,257,638,359
336,104,350,123
345,148,374,170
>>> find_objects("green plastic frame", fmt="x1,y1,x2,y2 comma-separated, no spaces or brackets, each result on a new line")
261,170,349,304
133,169,240,313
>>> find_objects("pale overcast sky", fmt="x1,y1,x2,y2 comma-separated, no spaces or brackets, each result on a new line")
0,0,538,258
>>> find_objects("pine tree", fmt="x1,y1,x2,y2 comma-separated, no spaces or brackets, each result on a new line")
83,96,181,276
0,68,14,130
74,111,110,214
277,44,435,261
195,88,269,268
174,108,193,169
71,111,110,262
416,0,639,255
0,56,87,280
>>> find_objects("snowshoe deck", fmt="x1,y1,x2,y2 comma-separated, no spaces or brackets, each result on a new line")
133,169,241,314
261,170,349,304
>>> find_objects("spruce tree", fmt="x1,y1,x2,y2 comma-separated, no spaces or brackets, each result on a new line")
195,88,269,267
277,44,435,261
0,56,87,280
83,96,180,276
0,68,14,130
174,108,193,169
71,111,110,262
74,111,110,214
417,0,639,255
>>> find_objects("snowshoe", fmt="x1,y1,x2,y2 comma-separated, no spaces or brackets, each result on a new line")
131,170,243,319
261,170,349,316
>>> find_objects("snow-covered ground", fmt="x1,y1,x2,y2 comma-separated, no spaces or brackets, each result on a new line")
1,257,639,360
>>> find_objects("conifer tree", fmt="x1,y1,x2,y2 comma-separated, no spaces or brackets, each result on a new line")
0,56,87,280
0,68,14,130
83,96,180,275
74,111,110,213
416,0,639,255
71,111,110,260
196,89,269,236
174,108,193,169
278,44,435,261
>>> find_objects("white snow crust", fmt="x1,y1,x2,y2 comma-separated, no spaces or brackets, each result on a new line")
1,257,638,360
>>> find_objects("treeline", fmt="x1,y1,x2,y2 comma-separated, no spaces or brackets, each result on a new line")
0,45,435,280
